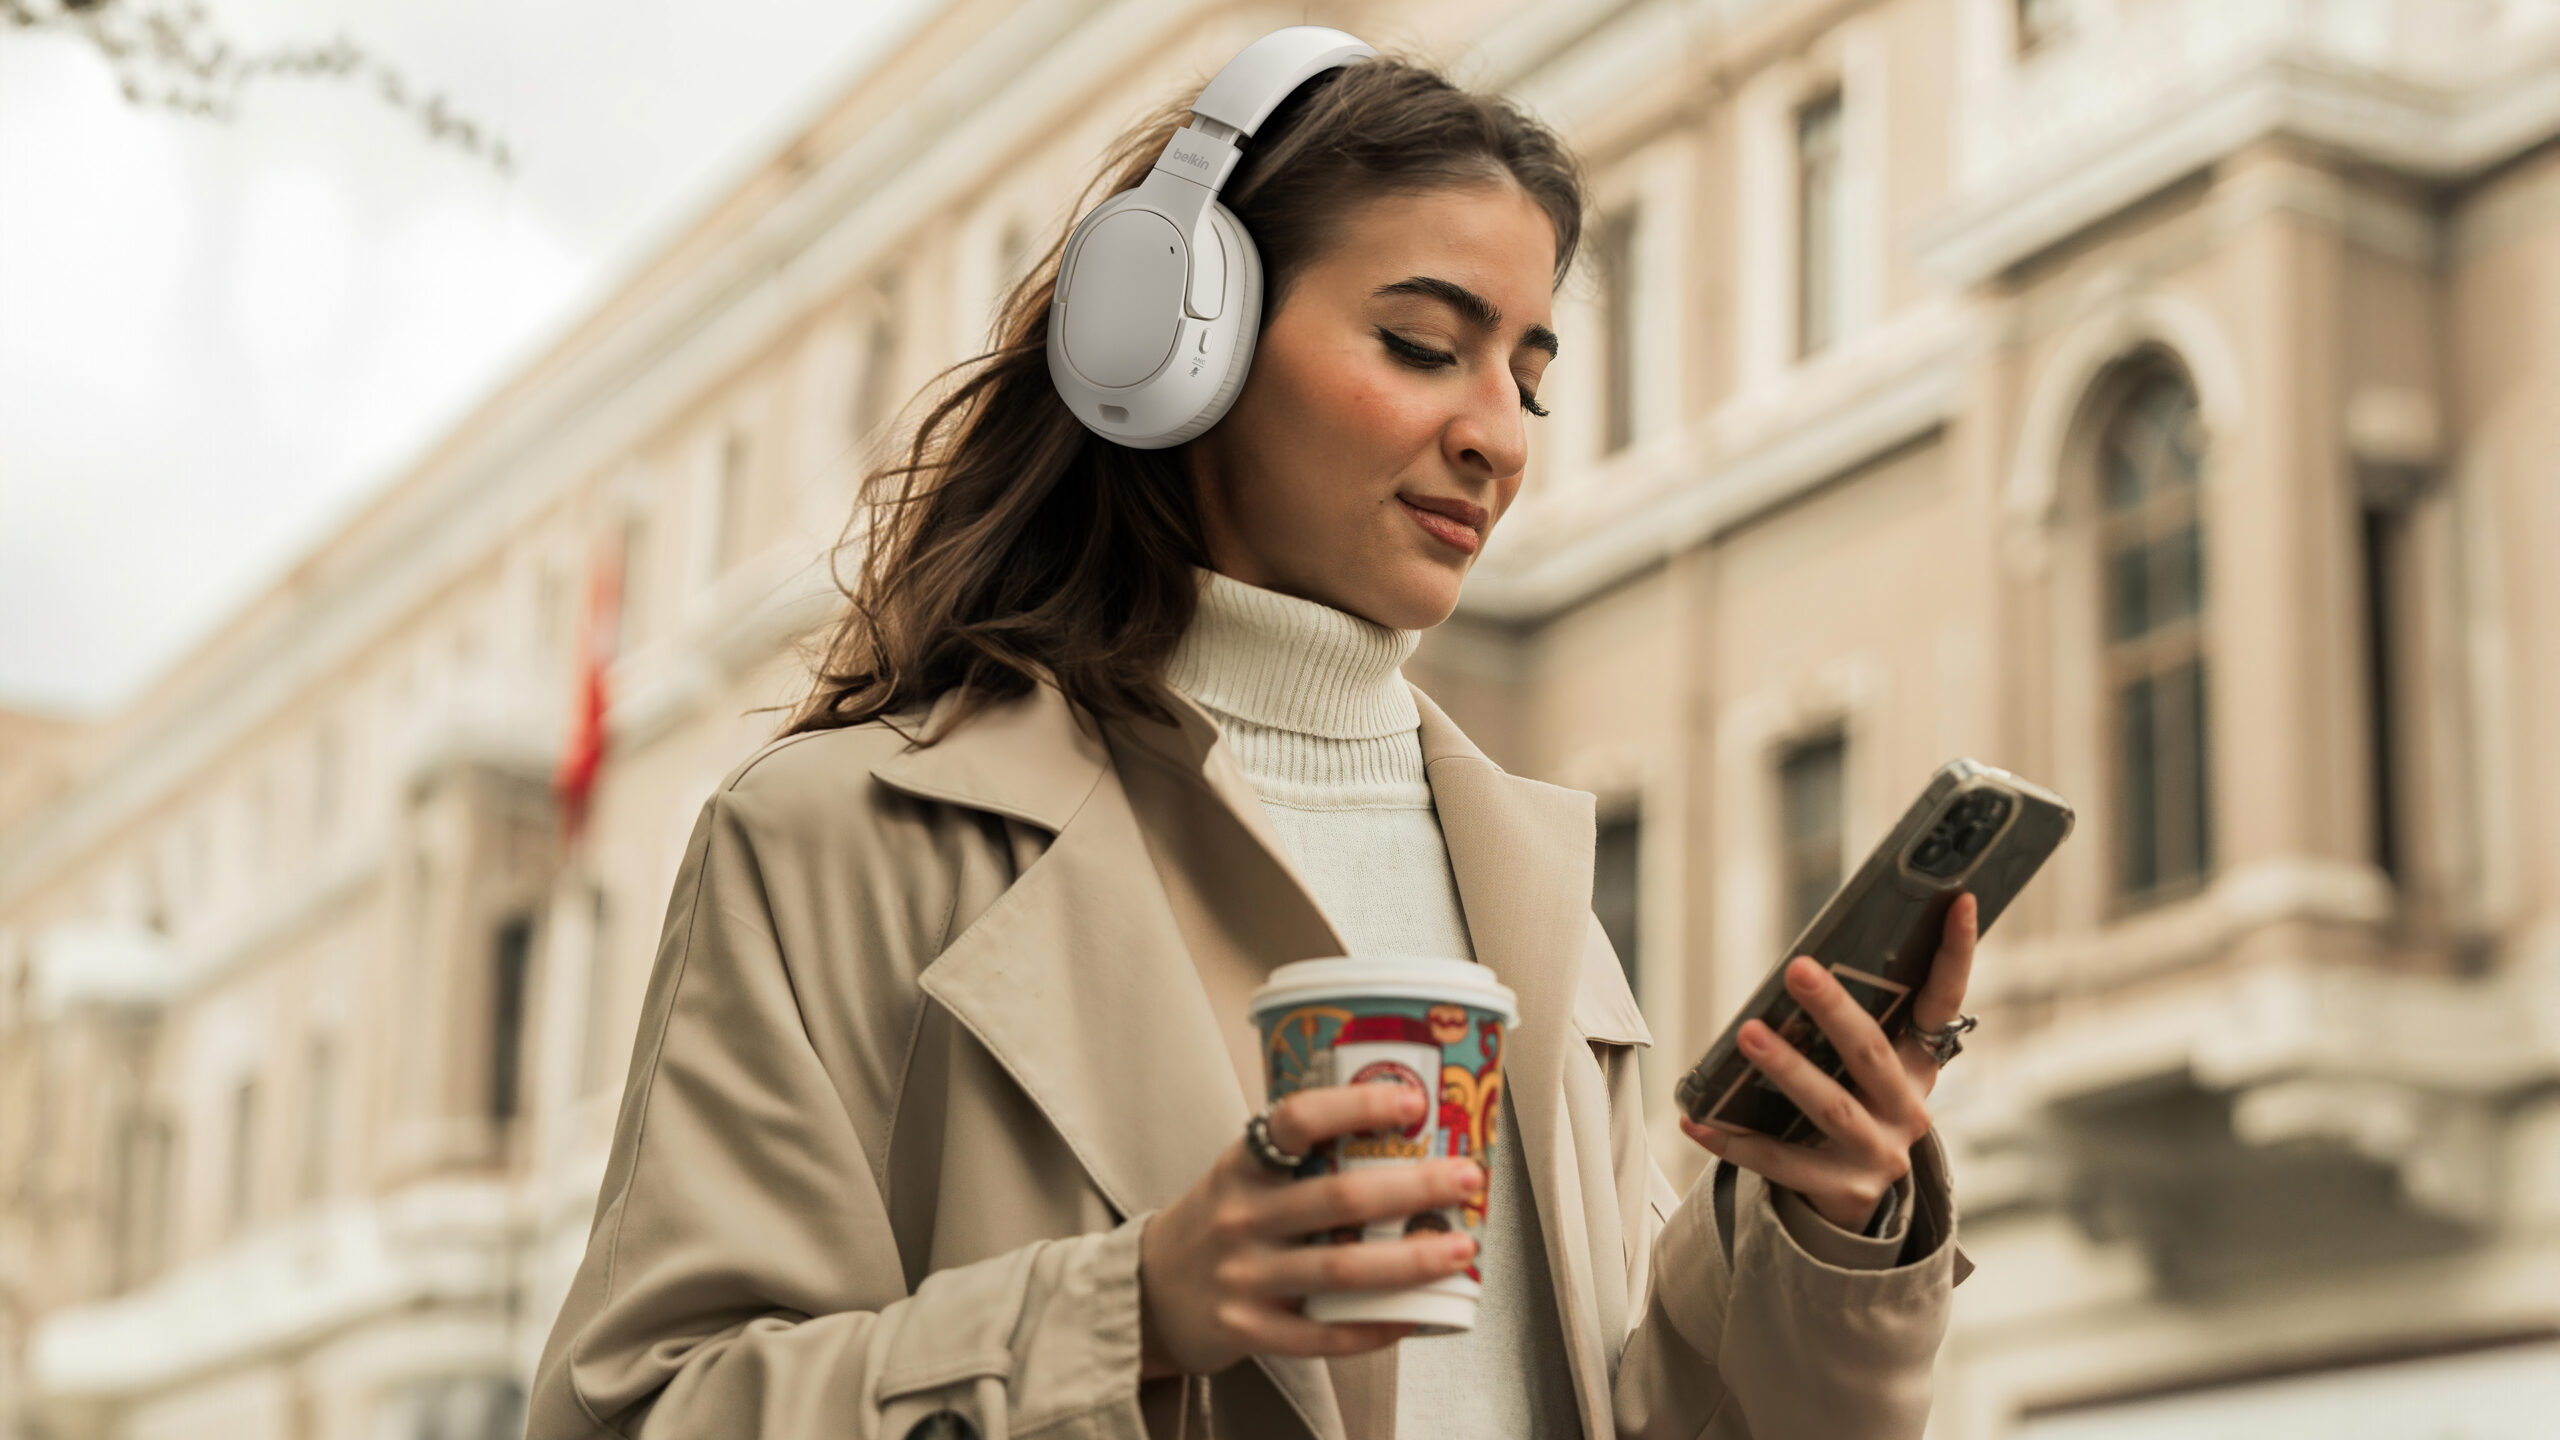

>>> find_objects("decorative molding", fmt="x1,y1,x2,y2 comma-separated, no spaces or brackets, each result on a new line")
1977,854,2396,1003
31,1180,517,1398
1917,32,2560,287
2004,281,2249,525
1943,938,2560,1252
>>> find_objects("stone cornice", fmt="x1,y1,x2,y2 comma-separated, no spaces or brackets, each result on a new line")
30,1179,516,1398
1916,40,2560,288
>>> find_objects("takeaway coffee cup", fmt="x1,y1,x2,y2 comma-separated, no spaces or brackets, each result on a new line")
1248,956,1520,1335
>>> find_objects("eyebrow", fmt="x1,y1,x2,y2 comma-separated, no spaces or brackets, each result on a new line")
1373,275,1561,359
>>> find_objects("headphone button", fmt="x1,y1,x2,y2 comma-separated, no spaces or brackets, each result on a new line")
1183,218,1227,321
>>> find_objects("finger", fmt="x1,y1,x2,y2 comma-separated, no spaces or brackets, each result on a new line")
1735,1017,1896,1163
1266,1081,1428,1158
1227,1307,1415,1359
1254,1158,1484,1239
1680,1117,1884,1204
1241,1231,1479,1299
1782,958,1924,1130
1912,892,1978,1032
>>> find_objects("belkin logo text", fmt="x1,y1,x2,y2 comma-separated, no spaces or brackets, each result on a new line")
1172,148,1212,171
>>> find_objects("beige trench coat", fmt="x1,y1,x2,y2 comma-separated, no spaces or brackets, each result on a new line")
528,677,1971,1440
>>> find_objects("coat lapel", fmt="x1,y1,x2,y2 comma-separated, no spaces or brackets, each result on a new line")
873,683,1355,1440
872,679,1610,1439
873,683,1290,1224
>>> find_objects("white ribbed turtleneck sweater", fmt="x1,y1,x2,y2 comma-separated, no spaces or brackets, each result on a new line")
1164,567,1581,1440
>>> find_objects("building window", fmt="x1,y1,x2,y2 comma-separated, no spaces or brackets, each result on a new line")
1795,90,1845,359
615,511,650,655
135,857,169,934
579,886,620,1097
2358,492,2408,882
536,557,568,663
311,722,340,840
996,218,1031,297
1778,732,1847,941
490,915,536,1124
243,772,272,882
1593,809,1642,996
2100,368,2211,901
2017,0,2077,55
227,1077,258,1234
712,426,752,575
301,1036,334,1203
113,1112,174,1289
385,1375,527,1440
1593,206,1641,455
185,818,211,917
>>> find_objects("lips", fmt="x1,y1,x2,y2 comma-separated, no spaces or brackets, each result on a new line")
1399,493,1486,554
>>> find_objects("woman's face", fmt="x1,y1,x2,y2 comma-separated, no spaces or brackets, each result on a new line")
1184,180,1559,631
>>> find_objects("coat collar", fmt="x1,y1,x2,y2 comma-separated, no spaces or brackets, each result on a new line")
873,677,1607,1439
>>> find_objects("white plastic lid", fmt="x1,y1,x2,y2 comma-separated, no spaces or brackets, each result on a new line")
1249,955,1519,1026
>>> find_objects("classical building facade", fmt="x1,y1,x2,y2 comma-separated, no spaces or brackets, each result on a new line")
4,1,2555,1436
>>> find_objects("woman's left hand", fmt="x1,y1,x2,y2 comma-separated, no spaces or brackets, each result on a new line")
1677,892,1979,1232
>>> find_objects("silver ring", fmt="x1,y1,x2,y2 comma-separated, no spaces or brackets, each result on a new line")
1244,1108,1305,1174
1917,1013,1977,1067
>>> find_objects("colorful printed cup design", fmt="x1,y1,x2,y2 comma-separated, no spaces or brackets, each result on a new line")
1255,986,1511,1336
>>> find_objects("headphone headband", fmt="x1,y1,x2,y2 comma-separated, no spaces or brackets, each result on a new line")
1148,27,1375,199
1189,27,1378,140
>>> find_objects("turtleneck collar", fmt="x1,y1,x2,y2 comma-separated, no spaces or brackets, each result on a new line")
1162,566,1422,740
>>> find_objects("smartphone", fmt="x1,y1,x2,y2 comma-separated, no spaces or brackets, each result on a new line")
1673,758,2073,1141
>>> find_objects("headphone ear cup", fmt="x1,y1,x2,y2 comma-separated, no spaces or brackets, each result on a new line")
1150,201,1263,447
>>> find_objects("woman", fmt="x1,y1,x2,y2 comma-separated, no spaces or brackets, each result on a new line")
529,48,1973,1440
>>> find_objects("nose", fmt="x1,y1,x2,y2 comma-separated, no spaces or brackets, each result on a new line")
1442,367,1528,483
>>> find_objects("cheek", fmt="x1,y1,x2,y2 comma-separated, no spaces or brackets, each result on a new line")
1290,353,1443,461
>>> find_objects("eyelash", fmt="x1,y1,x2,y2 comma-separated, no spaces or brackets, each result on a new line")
1376,327,1550,418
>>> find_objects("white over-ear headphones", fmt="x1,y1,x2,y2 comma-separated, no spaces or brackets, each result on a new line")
1046,26,1376,449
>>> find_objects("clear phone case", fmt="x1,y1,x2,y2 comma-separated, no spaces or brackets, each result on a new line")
1674,758,2074,1140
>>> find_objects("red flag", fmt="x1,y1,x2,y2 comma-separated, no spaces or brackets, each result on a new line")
555,538,622,842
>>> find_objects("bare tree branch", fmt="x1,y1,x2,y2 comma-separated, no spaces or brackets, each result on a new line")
3,0,514,173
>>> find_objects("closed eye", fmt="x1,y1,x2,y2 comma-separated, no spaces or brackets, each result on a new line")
1377,327,1550,418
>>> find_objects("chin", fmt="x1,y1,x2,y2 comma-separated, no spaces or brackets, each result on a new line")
1359,559,1467,631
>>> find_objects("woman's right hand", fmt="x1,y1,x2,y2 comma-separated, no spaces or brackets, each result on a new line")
1136,1081,1486,1378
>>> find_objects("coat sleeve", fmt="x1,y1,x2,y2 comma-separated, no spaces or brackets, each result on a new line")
1589,940,1972,1437
526,791,1151,1440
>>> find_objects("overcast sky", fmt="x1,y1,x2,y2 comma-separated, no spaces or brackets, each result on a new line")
0,0,936,715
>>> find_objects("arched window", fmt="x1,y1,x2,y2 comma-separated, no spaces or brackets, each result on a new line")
2098,366,2211,901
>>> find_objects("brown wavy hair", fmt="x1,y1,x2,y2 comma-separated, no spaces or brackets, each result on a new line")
784,54,1587,744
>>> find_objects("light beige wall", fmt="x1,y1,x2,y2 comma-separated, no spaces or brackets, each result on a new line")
2447,141,2560,946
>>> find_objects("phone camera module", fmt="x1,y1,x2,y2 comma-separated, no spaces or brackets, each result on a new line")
1910,789,2012,877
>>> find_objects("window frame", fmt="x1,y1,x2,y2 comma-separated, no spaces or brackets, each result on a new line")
1775,728,1850,944
712,425,753,575
2090,360,2215,911
226,1076,259,1236
1794,88,1847,361
1592,204,1643,456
